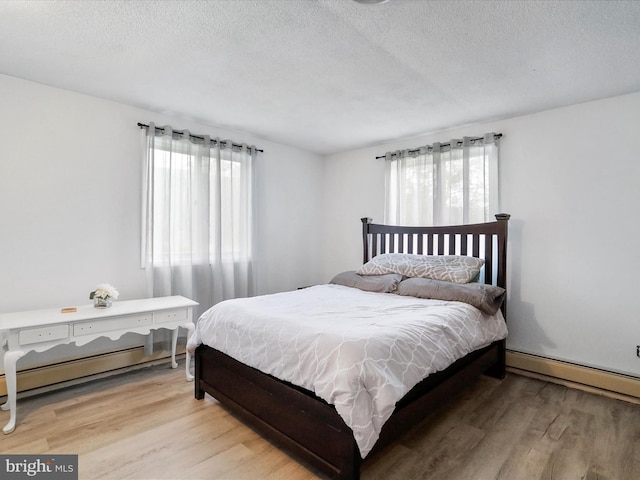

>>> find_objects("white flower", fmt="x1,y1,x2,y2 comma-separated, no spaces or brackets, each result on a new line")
90,283,119,300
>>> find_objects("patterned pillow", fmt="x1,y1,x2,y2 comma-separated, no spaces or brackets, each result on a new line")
356,253,484,284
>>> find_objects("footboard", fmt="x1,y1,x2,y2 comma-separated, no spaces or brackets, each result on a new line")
195,345,361,480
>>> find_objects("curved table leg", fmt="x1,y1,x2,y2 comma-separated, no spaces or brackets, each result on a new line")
170,328,179,369
2,350,25,434
184,322,195,381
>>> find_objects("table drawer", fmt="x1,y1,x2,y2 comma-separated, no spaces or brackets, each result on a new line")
19,324,69,345
154,308,189,325
73,314,152,336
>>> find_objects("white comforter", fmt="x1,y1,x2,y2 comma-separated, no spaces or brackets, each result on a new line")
187,284,507,458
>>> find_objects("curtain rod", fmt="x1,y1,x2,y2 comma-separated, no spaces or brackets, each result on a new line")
137,123,263,153
375,133,502,159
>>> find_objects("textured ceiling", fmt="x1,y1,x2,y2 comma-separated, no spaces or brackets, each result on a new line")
1,0,640,155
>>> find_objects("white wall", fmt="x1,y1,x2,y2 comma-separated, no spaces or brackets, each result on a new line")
0,74,324,369
322,92,640,379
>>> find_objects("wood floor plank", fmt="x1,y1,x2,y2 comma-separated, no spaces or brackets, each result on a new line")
406,423,486,479
1,362,639,480
495,446,550,480
80,409,237,480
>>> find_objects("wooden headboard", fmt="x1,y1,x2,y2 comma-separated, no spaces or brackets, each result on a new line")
361,214,510,291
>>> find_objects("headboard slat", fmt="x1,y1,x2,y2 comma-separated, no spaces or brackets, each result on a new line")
448,234,456,255
484,235,494,285
472,234,480,258
371,234,377,259
460,234,468,256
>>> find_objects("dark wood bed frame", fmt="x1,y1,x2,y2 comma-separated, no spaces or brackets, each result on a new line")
195,214,510,479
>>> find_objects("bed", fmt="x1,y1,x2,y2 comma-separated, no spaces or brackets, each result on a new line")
190,214,510,479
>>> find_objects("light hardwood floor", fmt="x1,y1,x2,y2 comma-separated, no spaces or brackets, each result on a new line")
1,361,639,480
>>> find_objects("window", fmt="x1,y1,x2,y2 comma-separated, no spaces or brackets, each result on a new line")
149,145,252,266
385,134,500,226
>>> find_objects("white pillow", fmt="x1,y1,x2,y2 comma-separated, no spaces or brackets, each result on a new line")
356,253,484,284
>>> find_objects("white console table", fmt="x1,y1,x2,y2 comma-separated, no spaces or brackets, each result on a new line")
0,295,198,434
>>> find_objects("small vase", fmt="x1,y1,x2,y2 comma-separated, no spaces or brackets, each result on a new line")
94,297,112,309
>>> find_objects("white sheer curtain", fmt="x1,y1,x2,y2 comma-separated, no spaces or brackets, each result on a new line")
141,123,257,316
385,133,500,226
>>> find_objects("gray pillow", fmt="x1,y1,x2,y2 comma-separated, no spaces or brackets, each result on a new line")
330,271,403,293
395,277,505,315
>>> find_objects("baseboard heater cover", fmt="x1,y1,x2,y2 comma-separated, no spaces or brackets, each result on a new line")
506,350,640,401
0,344,186,397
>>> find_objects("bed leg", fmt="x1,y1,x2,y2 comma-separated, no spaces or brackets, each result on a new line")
195,381,205,400
352,451,362,480
194,346,205,400
484,340,506,380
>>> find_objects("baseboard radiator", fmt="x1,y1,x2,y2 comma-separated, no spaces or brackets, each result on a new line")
0,344,186,398
506,351,640,402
